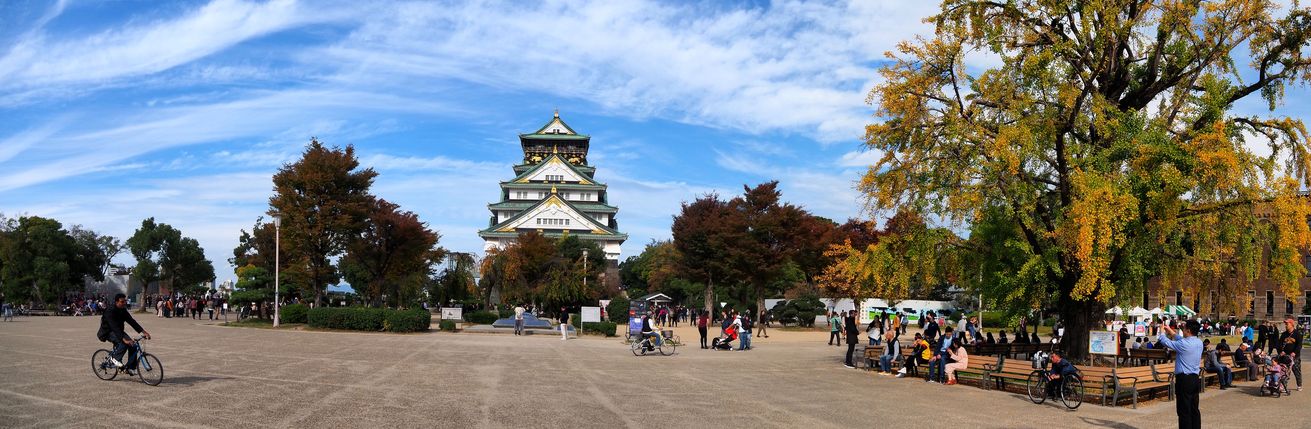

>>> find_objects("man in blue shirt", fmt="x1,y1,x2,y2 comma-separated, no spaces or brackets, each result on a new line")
1158,320,1203,429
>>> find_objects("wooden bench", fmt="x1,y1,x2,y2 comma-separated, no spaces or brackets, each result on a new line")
983,357,1036,392
1126,348,1173,365
1100,365,1172,408
1149,362,1179,400
952,354,1001,386
861,345,884,370
964,343,1010,356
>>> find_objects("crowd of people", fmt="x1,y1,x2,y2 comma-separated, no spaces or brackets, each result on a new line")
144,292,232,320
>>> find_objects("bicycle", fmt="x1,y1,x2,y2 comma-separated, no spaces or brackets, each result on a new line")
92,336,163,386
631,331,679,356
1025,354,1084,409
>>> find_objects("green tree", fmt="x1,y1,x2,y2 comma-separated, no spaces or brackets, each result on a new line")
0,216,98,304
127,218,214,295
269,138,377,307
430,252,478,306
863,0,1311,359
339,198,443,308
231,264,273,317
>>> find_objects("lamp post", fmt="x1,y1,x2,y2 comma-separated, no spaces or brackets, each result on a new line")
272,214,281,327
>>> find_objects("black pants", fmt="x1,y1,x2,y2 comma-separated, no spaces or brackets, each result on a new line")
1175,373,1201,429
698,326,707,348
845,343,856,366
1292,358,1303,388
829,331,840,345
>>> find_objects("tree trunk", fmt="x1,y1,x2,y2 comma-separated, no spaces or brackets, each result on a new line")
1058,288,1102,362
703,275,714,318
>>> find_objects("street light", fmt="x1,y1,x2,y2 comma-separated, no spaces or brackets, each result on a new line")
272,214,281,327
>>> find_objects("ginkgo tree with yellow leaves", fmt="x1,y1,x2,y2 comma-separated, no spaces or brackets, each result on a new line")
860,0,1311,359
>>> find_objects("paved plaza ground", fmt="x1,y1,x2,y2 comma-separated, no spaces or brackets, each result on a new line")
1,315,1308,428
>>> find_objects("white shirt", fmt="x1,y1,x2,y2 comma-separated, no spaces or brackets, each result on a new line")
514,306,525,320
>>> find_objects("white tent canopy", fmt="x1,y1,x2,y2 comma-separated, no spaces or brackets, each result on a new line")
1127,307,1151,317
1105,306,1124,315
1149,307,1165,315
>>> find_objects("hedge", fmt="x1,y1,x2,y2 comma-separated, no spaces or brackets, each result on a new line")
580,321,617,337
281,304,309,324
439,319,457,331
498,309,514,319
307,307,430,332
465,310,499,324
384,308,431,332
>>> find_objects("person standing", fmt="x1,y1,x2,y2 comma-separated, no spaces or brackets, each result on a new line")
756,309,769,338
698,311,709,349
843,311,860,368
1158,320,1203,429
1257,321,1270,353
923,311,940,344
513,304,525,336
1242,323,1254,345
1279,318,1303,391
737,313,751,351
559,307,569,341
828,312,842,346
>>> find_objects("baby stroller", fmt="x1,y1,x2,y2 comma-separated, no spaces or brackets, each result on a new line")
711,325,737,351
1260,358,1291,398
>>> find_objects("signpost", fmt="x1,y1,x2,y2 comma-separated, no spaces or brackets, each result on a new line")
441,307,463,322
1089,330,1119,371
581,306,601,323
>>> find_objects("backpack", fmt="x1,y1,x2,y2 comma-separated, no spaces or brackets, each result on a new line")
743,318,754,331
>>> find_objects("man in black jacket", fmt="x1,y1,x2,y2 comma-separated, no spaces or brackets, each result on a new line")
97,294,150,373
843,312,860,368
1280,318,1304,391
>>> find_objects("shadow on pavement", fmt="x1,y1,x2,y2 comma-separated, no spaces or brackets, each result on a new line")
1079,417,1139,428
161,375,232,387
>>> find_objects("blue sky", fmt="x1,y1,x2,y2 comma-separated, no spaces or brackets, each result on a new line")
1,0,1306,286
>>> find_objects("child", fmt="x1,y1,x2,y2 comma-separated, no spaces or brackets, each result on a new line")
1263,351,1284,390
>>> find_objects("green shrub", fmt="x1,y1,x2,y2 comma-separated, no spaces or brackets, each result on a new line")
384,308,431,332
465,310,499,324
439,319,457,331
607,296,630,323
308,307,385,331
281,304,309,324
579,321,617,337
497,308,514,319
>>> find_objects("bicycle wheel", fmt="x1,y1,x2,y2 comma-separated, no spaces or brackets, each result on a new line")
1060,377,1084,409
1026,371,1047,404
137,353,163,386
631,339,643,356
91,349,118,381
659,337,675,356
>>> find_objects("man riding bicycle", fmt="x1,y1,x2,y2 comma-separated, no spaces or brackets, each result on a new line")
96,294,151,375
1045,351,1078,398
640,314,661,352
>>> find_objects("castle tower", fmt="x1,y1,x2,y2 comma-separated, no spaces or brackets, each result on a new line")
478,112,627,262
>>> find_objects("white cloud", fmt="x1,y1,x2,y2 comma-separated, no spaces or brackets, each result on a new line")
0,0,340,89
0,89,448,191
314,0,937,143
836,149,881,168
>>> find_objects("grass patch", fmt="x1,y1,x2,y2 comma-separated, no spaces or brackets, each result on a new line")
222,318,303,329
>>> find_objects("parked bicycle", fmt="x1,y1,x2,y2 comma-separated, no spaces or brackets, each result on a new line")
631,330,679,356
1025,351,1084,409
92,336,163,386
